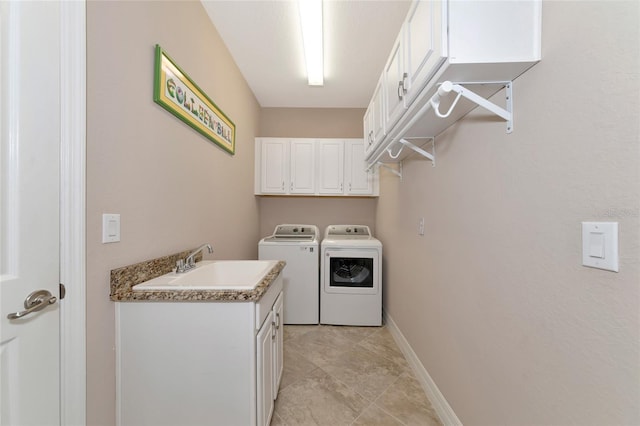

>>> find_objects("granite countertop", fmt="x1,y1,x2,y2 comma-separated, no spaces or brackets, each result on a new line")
110,249,286,302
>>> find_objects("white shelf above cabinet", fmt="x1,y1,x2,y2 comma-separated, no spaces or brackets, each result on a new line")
364,0,542,168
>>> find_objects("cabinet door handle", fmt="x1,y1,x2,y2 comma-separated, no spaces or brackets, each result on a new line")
397,72,408,100
275,312,280,329
271,322,277,339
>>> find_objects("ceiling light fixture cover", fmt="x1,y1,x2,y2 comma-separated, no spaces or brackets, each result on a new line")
298,0,324,86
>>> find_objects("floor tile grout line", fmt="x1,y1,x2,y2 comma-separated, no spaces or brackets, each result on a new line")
355,339,408,371
315,364,373,405
348,400,377,426
284,325,408,399
276,325,441,426
310,342,406,403
277,365,320,395
374,401,410,426
311,351,410,424
358,329,408,363
370,373,412,426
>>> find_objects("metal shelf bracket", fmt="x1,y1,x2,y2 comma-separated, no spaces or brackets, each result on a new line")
431,81,514,133
377,161,403,180
396,137,435,167
381,137,435,167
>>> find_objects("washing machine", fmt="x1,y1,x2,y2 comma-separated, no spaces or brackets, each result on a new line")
320,225,382,326
259,224,319,324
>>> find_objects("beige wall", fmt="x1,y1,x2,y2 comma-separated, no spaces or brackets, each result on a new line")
260,108,365,139
86,1,261,424
86,1,639,424
377,1,640,424
259,197,377,239
258,108,376,238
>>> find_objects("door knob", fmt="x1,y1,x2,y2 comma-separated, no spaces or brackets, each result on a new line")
7,289,57,320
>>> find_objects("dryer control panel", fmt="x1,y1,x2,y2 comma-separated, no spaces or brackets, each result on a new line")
325,225,371,238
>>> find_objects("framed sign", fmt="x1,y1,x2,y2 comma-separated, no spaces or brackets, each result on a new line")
153,44,235,154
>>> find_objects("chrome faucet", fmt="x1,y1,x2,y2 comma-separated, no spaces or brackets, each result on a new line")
176,243,213,273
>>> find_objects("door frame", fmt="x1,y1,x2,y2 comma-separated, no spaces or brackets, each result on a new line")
59,1,86,424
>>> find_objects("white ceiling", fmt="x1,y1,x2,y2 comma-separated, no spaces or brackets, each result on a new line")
201,0,411,108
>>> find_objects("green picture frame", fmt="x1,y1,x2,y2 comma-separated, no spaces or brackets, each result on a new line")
153,44,235,155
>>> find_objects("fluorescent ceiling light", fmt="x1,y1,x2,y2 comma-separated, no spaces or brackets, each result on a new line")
298,0,324,86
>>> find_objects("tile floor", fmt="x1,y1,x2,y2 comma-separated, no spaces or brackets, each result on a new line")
271,324,442,426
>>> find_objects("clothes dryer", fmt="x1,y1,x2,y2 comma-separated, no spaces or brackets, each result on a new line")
259,224,319,324
320,225,382,326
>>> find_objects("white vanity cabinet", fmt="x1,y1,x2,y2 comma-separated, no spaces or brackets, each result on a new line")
272,292,284,395
257,291,283,426
256,310,274,426
116,274,283,426
256,138,378,196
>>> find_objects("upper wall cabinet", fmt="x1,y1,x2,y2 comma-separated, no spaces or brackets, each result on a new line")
255,138,379,197
384,0,446,131
259,139,289,194
363,76,386,158
290,139,316,194
317,139,344,195
344,140,376,195
364,0,542,167
258,138,315,195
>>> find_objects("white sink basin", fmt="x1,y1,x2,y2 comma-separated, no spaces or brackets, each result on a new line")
133,260,278,291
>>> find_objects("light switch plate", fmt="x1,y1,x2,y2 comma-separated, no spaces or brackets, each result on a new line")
582,222,618,272
102,213,121,243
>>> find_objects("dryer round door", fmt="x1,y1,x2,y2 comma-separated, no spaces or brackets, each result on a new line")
323,249,380,295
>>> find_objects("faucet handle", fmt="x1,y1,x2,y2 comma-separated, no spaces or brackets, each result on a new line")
176,259,185,273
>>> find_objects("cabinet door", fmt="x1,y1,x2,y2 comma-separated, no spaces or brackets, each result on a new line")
272,292,284,398
404,0,446,105
367,77,386,158
256,313,275,426
260,139,288,194
290,139,316,194
383,30,406,129
317,140,345,194
345,140,374,195
363,105,374,156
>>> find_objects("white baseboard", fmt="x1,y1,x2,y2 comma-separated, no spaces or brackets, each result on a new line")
384,311,463,426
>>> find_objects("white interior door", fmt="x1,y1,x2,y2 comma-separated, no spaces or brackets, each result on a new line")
0,1,61,425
